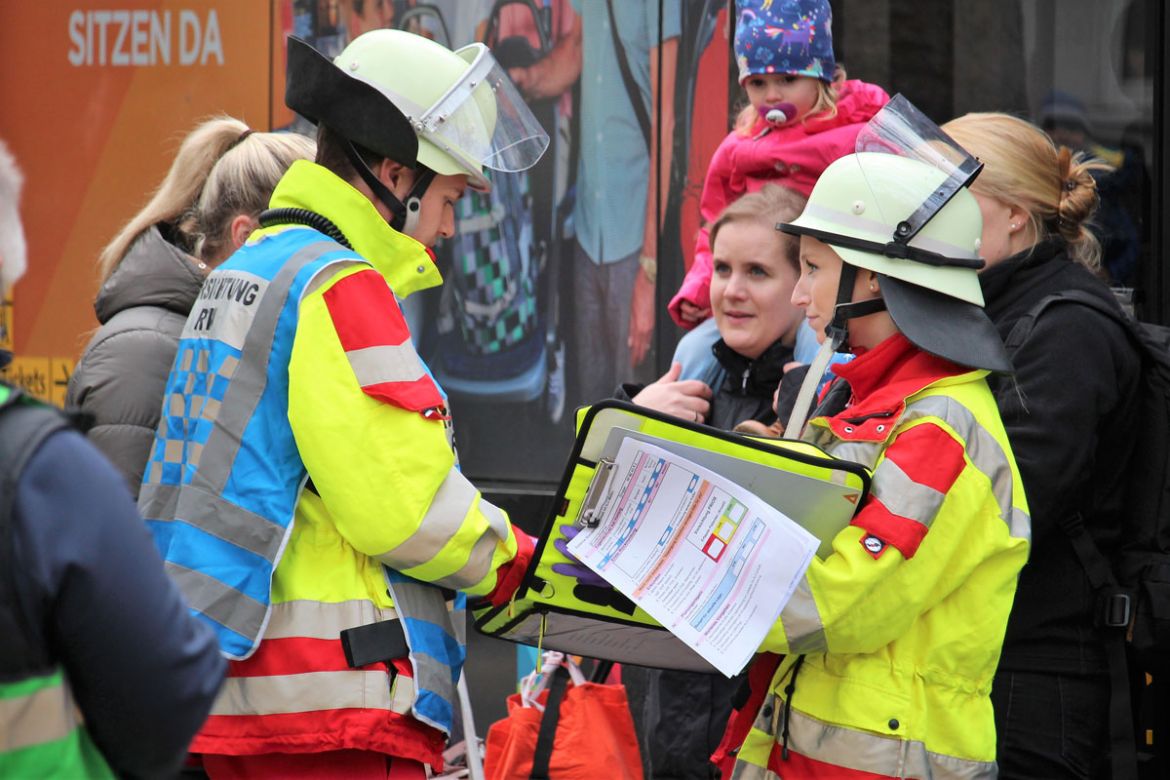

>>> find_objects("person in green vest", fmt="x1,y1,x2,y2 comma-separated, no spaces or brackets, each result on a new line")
0,138,226,778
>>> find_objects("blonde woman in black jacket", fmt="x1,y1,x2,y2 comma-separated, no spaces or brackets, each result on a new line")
614,184,807,779
66,118,313,495
945,112,1142,780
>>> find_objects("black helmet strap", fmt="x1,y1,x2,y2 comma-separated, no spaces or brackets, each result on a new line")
827,263,888,351
342,139,437,235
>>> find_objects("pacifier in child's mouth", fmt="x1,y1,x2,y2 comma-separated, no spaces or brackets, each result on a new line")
759,102,798,126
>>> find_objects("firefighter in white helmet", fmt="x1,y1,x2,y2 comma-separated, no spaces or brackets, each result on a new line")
138,30,547,778
719,97,1031,779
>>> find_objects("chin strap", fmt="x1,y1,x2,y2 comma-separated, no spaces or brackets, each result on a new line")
783,265,888,439
342,138,436,235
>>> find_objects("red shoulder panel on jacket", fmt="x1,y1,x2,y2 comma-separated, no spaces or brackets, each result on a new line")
323,269,411,351
322,269,445,414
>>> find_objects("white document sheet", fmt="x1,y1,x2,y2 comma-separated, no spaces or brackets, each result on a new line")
567,438,820,677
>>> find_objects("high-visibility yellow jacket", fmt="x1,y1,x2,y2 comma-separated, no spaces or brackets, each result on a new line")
172,162,528,768
731,333,1030,779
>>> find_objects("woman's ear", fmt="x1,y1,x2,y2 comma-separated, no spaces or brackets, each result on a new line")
867,270,880,295
1007,205,1030,234
229,213,259,251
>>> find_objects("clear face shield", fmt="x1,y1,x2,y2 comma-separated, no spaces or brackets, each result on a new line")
416,43,549,188
853,94,984,245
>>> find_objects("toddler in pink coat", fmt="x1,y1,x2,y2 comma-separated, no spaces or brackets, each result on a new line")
669,0,888,331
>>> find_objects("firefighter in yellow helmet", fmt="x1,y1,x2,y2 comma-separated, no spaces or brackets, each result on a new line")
715,96,1030,779
138,30,547,778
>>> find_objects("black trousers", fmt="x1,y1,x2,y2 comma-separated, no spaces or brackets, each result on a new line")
992,669,1112,780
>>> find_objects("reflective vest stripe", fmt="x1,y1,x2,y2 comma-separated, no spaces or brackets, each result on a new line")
900,395,1031,542
0,671,115,779
164,560,267,646
198,256,331,492
143,236,350,660
766,706,996,779
0,672,75,751
778,576,827,655
380,467,509,591
384,571,466,733
261,599,390,641
142,483,285,561
210,669,395,716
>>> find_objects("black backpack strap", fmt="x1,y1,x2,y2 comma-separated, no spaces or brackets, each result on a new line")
0,387,76,671
1005,293,1140,780
529,663,571,779
1005,289,1138,351
604,0,652,151
1063,512,1140,780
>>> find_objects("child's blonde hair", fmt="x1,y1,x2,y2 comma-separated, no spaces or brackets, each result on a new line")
943,112,1110,272
734,66,847,137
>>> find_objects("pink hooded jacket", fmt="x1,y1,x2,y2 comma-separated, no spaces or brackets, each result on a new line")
668,80,890,327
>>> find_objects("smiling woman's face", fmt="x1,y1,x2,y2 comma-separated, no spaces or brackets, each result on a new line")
709,220,803,360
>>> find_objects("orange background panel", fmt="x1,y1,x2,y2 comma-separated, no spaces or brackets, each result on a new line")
0,1,277,361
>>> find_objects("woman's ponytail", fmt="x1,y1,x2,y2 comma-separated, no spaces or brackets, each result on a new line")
1055,145,1109,272
98,117,250,281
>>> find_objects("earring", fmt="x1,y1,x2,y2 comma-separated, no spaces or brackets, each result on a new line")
1010,222,1019,230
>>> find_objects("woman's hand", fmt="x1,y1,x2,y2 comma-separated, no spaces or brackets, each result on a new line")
678,300,711,324
632,362,712,423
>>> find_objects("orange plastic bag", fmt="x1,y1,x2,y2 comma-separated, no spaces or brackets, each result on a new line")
484,663,643,780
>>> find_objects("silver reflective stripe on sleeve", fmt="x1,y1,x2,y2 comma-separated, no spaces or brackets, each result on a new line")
824,439,884,471
870,456,945,529
900,395,1031,543
346,343,429,387
379,467,478,571
379,467,509,583
435,532,498,591
780,575,827,655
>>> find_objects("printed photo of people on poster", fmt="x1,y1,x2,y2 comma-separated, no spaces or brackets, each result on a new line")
282,0,730,484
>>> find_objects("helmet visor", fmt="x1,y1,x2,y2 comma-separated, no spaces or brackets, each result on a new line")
853,94,982,241
418,43,549,177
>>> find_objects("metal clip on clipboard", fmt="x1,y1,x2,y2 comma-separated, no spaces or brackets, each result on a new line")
577,457,616,528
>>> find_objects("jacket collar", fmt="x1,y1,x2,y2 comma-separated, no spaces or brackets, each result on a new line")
712,338,795,396
978,237,1067,306
95,224,206,324
262,160,442,299
816,332,984,441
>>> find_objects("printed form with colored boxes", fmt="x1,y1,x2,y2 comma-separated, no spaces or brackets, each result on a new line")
473,401,872,677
